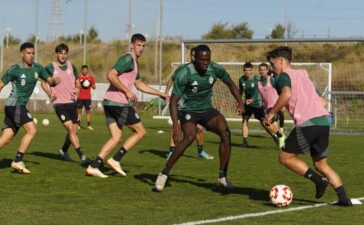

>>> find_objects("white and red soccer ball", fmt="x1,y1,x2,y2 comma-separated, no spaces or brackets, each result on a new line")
269,184,293,207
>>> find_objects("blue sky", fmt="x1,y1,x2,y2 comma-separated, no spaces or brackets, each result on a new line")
1,0,364,42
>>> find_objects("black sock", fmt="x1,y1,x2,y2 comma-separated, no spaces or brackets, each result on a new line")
161,165,171,176
335,185,349,202
243,138,248,143
276,132,282,138
197,145,203,154
219,163,229,178
14,151,24,162
169,146,175,152
61,136,71,153
91,156,103,168
75,147,85,159
304,168,322,184
87,121,91,126
113,146,127,162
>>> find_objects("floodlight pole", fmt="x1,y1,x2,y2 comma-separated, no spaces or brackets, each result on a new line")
83,0,88,65
35,0,39,62
158,0,163,115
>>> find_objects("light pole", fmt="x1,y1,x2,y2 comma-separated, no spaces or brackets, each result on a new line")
79,30,84,45
83,0,88,65
35,0,39,62
5,27,10,48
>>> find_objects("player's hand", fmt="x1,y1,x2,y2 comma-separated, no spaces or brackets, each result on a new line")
53,76,60,85
236,102,244,115
160,92,170,102
264,112,275,127
245,99,253,105
172,124,181,145
50,92,57,101
73,88,80,98
126,91,137,102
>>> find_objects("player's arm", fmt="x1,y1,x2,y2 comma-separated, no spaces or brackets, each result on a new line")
107,68,137,101
91,76,96,89
0,81,6,92
165,76,174,95
134,79,169,101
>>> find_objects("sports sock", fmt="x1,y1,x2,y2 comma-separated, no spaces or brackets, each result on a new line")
75,147,85,159
304,168,322,184
243,138,248,143
161,165,171,176
219,164,229,178
169,146,175,152
90,156,103,168
197,145,203,154
335,185,349,202
276,132,282,138
113,146,127,162
14,151,24,162
87,121,91,126
61,136,71,153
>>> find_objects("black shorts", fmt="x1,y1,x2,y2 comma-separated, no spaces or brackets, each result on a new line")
3,106,34,134
179,108,221,131
104,105,141,127
77,99,92,110
54,103,79,124
283,125,330,157
242,104,265,121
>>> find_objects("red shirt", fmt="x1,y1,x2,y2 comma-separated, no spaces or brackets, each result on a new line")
78,74,95,99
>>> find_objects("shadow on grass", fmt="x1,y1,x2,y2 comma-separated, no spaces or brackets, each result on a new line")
138,149,194,159
206,141,268,150
0,158,12,169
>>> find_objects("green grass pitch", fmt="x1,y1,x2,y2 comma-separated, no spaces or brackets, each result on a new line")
0,113,362,225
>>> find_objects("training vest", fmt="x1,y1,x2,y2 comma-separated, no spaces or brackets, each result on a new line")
51,61,76,104
103,54,138,104
258,77,279,110
284,68,329,126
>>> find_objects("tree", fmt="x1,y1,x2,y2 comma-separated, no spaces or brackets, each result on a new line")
3,34,21,46
231,22,253,39
202,22,232,39
202,22,254,39
87,25,99,42
266,24,285,39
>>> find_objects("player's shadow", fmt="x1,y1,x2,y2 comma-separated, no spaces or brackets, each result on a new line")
207,140,267,150
138,149,194,159
30,151,65,161
0,158,13,169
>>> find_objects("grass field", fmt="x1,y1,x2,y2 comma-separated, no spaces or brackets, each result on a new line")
0,113,362,225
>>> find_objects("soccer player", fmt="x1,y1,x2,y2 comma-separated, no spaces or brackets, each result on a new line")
165,47,213,160
86,33,168,178
0,42,58,173
265,46,352,206
238,62,265,147
257,63,286,148
77,64,96,130
41,43,91,165
155,44,244,191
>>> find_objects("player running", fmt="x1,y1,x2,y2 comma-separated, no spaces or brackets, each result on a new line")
0,42,58,173
265,46,352,206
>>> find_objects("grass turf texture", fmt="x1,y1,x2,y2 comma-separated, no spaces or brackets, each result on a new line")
0,113,362,225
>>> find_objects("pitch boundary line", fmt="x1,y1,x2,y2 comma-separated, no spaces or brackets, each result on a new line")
175,197,364,225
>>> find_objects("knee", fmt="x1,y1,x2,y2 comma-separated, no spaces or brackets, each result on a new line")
184,133,196,144
28,128,37,137
136,128,146,139
220,127,231,142
279,153,290,166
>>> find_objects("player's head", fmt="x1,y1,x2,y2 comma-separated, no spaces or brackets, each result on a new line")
20,42,35,66
55,43,69,64
194,44,211,74
81,64,88,75
243,62,253,77
266,46,292,74
190,47,196,63
259,63,269,78
130,33,146,58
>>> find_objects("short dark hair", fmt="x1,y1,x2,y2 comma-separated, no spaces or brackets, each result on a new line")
266,46,292,62
243,62,253,69
190,47,196,55
55,43,69,53
259,63,269,69
194,44,211,57
131,33,146,43
20,42,34,52
81,65,88,69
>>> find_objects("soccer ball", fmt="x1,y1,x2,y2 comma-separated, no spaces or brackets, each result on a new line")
269,184,293,207
81,79,91,88
42,119,50,127
33,118,38,125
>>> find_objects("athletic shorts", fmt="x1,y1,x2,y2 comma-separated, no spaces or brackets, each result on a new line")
54,102,79,124
178,108,221,131
104,105,141,127
242,104,265,121
283,125,330,157
3,106,34,134
77,99,92,110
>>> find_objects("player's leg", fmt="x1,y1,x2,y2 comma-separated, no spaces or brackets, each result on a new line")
278,110,285,134
87,122,123,178
156,120,196,191
85,99,93,130
0,128,15,149
241,105,252,147
0,106,19,149
259,109,286,149
311,126,352,206
76,99,83,129
166,129,175,160
196,124,213,159
203,111,232,188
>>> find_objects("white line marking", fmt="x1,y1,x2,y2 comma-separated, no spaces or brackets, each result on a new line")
175,197,364,225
